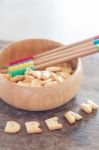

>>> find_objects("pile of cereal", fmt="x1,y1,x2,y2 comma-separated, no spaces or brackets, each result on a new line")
2,62,74,87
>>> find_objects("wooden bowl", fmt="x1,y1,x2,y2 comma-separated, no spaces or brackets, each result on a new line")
0,39,83,111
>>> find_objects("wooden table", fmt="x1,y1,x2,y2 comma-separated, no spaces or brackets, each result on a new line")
0,41,99,150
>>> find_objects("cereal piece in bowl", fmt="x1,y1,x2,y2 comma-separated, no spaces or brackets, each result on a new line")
41,71,51,80
31,78,42,87
46,66,62,72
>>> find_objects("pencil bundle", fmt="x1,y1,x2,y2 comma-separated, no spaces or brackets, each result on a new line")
7,35,99,77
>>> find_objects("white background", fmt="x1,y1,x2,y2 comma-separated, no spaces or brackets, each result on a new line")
0,0,99,44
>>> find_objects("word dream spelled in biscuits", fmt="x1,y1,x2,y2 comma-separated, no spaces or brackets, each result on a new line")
4,100,98,134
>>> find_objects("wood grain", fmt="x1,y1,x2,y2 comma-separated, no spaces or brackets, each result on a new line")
0,41,99,150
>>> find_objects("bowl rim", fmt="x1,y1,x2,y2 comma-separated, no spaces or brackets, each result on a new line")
1,38,64,51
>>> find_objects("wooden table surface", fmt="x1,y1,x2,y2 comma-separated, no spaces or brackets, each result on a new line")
0,41,99,150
